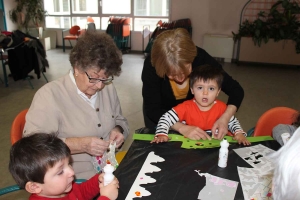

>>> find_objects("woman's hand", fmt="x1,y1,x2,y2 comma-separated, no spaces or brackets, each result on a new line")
212,117,229,140
65,137,109,156
109,129,125,148
212,105,237,140
82,137,110,156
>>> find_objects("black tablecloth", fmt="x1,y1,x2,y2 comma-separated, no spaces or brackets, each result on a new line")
115,136,280,200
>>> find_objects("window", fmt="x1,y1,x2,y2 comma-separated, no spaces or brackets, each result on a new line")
102,0,131,14
72,0,98,14
44,0,70,15
44,0,169,31
134,0,169,16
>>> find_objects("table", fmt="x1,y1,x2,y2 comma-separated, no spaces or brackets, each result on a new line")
114,132,280,200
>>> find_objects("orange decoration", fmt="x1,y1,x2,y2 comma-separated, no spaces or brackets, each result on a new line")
106,160,111,164
135,191,141,196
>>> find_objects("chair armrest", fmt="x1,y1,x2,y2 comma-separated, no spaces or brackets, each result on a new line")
0,185,21,196
75,179,86,184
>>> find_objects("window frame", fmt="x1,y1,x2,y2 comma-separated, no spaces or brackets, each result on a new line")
44,0,170,31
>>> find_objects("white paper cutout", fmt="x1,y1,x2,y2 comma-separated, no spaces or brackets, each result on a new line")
195,170,238,200
233,144,275,173
250,176,272,200
237,167,273,200
235,144,275,199
125,151,165,200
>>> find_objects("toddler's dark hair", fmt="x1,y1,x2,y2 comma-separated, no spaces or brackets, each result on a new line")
189,64,224,88
9,133,71,188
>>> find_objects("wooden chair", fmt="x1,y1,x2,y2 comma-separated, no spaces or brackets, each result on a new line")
250,107,298,137
62,25,80,52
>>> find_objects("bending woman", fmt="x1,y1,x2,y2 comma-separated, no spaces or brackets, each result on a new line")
142,28,244,140
23,31,129,179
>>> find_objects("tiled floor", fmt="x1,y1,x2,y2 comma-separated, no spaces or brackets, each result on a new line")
1,49,300,199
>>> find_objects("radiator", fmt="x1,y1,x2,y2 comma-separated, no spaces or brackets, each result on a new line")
203,34,234,63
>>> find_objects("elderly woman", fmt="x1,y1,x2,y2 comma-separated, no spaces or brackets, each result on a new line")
23,31,129,179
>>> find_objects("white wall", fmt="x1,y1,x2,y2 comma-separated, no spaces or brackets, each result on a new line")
4,0,17,31
4,0,250,53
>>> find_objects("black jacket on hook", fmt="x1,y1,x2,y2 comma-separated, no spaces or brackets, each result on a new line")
4,30,49,81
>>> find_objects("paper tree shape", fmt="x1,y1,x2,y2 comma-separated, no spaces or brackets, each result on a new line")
125,151,165,200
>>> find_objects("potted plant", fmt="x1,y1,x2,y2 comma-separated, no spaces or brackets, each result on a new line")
233,0,300,53
9,0,47,34
232,0,300,65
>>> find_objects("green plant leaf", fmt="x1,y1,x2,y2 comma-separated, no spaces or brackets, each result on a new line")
235,0,300,53
9,0,47,32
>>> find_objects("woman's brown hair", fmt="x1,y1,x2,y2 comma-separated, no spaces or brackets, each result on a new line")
151,28,197,78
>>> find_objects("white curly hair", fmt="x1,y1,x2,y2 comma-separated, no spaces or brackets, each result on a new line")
269,127,300,200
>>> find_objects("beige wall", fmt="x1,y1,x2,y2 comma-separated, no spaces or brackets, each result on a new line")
4,0,250,53
171,0,249,47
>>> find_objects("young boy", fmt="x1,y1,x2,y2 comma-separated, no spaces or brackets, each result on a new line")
9,133,119,200
151,65,250,145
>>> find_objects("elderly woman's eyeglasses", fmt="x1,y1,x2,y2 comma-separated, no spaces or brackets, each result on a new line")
85,72,114,84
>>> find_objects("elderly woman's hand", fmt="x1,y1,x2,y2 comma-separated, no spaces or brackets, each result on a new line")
82,137,110,156
109,128,125,148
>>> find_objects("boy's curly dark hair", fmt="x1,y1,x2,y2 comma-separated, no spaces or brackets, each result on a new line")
69,31,122,77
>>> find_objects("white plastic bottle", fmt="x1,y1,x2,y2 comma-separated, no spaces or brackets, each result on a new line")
218,138,229,168
281,132,291,145
103,163,115,186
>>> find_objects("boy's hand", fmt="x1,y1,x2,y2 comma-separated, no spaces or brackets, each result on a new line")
150,135,169,143
98,173,104,183
234,133,251,146
179,125,211,140
99,177,119,200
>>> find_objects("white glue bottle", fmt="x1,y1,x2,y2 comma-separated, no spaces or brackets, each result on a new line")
218,138,229,168
281,132,291,145
103,163,115,186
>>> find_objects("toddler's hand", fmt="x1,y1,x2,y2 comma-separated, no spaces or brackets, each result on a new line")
99,177,119,200
150,135,169,143
234,133,251,146
98,173,104,183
